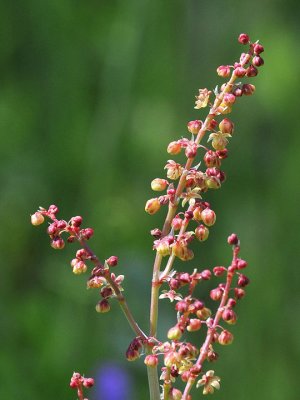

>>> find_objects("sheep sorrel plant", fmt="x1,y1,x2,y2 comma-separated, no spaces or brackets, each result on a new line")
31,33,264,400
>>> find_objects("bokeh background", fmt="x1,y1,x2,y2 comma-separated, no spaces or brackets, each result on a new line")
1,0,299,399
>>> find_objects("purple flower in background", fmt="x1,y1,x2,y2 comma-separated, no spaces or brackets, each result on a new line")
93,362,133,400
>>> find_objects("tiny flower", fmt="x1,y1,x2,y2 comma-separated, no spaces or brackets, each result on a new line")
181,187,202,207
145,198,161,215
234,287,246,299
165,160,183,180
237,274,250,287
31,212,44,226
194,88,211,109
153,237,172,256
81,228,94,240
159,290,182,302
196,370,221,394
203,150,221,168
172,215,183,231
151,178,168,191
196,307,211,320
169,388,183,400
70,216,83,227
208,131,231,151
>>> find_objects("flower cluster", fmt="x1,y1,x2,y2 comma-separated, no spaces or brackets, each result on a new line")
70,372,94,400
31,33,264,399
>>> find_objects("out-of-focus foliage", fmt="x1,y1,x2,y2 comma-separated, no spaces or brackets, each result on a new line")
0,0,299,399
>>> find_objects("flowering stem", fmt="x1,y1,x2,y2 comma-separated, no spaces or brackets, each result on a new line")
181,247,239,399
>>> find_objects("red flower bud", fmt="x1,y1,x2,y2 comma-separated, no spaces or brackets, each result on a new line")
227,233,239,245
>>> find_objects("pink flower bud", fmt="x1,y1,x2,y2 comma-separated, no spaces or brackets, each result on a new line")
81,228,94,240
201,208,216,226
195,224,209,242
201,269,212,280
204,150,220,168
48,204,59,215
145,198,161,215
167,141,181,155
47,222,58,235
107,256,118,267
169,388,183,400
233,87,243,97
151,178,168,191
234,66,247,77
150,228,162,238
31,212,45,226
252,55,264,67
187,120,202,134
219,118,234,134
83,378,94,388
144,354,159,367
51,237,65,250
234,287,246,299
254,43,264,54
70,216,83,227
185,143,198,158
172,216,183,231
210,287,223,301
227,298,237,308
237,274,250,287
223,93,236,105
222,309,237,324
187,318,202,332
246,65,258,77
217,65,231,78
95,299,110,313
238,33,250,44
227,233,239,245
218,329,234,345
175,300,189,313
213,266,226,276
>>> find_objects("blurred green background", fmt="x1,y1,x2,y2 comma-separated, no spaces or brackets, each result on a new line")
1,0,299,399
